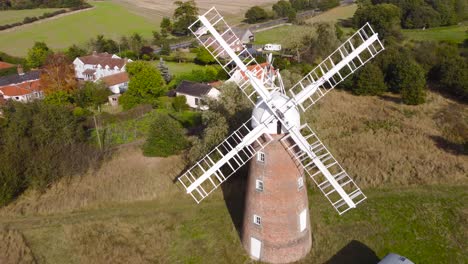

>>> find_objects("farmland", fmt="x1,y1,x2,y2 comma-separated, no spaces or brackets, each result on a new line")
0,90,466,263
0,8,61,25
0,1,157,56
305,3,357,24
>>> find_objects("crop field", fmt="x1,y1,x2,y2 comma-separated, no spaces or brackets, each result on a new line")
0,8,61,25
0,1,157,56
305,4,357,24
403,23,468,44
0,89,466,263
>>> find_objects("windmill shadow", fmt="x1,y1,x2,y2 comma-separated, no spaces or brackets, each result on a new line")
325,240,380,264
220,163,250,238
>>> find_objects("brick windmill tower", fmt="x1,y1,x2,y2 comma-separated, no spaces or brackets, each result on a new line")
178,7,384,263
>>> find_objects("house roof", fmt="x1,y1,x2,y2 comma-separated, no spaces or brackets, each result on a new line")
0,80,42,96
176,81,213,97
0,70,41,86
99,72,129,86
0,61,14,70
232,27,252,39
240,62,275,80
77,53,128,69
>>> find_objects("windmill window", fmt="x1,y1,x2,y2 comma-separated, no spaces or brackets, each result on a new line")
298,177,304,189
253,214,261,226
255,180,263,191
257,152,265,163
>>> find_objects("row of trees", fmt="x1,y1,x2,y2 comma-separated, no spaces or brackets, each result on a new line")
0,0,89,10
355,0,467,30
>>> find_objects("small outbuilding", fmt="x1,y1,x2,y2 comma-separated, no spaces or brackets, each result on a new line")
175,80,220,110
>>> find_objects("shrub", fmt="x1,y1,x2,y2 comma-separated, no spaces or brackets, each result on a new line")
172,96,189,112
353,63,387,96
143,113,188,157
400,61,426,105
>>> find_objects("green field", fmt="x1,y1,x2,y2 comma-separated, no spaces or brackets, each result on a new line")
166,61,206,75
254,4,358,47
0,1,157,56
403,23,468,44
0,8,61,25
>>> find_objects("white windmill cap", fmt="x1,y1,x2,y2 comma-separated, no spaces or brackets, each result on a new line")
251,92,300,134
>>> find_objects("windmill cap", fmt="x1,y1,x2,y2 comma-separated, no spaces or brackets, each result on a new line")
251,92,300,134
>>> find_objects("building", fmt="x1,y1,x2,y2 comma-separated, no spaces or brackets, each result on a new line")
98,72,129,94
175,81,220,110
228,62,276,84
0,68,43,103
73,52,131,81
232,27,255,44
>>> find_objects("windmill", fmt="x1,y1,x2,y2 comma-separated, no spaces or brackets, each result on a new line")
178,7,384,263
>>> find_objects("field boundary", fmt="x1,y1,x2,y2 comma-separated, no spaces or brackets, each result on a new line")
1,6,95,33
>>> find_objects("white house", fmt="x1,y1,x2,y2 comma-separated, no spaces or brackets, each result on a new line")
175,81,220,110
73,52,131,81
98,72,129,94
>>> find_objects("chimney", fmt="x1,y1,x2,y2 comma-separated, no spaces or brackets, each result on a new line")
17,65,24,76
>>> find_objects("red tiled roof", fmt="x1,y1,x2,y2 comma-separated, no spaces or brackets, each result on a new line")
0,61,14,70
0,80,42,96
99,72,129,86
240,62,275,80
78,53,128,69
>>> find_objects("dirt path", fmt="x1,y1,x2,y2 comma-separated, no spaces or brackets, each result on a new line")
0,7,95,33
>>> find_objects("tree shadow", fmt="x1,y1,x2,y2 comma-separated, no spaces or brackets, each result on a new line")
325,240,380,264
220,164,249,238
429,135,467,155
378,94,402,104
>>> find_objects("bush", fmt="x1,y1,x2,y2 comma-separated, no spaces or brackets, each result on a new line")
173,96,189,112
353,63,387,96
400,61,426,105
143,113,188,157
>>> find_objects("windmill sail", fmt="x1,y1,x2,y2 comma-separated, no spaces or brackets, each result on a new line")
289,23,384,111
178,117,274,203
281,125,366,214
189,7,273,104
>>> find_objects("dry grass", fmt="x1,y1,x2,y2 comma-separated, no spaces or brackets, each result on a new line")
306,90,468,187
0,228,36,264
0,145,184,216
305,4,357,24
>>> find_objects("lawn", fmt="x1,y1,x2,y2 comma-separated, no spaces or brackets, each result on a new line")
403,23,468,44
0,8,61,25
166,61,206,76
0,1,157,56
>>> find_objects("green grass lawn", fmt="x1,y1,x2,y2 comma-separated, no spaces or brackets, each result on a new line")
0,184,465,263
403,23,468,44
0,8,61,25
0,1,157,56
166,61,206,76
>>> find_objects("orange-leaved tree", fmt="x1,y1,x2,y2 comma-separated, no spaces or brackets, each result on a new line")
40,53,78,96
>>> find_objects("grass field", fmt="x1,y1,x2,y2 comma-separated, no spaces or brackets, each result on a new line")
0,1,157,56
0,89,466,263
403,23,468,44
0,8,61,25
166,61,208,75
254,4,358,46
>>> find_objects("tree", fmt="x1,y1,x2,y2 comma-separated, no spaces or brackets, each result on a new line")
26,41,51,68
160,17,172,36
288,9,297,23
119,61,166,110
172,0,198,35
353,63,387,95
40,53,78,96
160,42,171,56
157,58,172,83
129,33,145,56
89,35,118,53
194,47,215,65
152,30,163,45
397,60,426,105
143,113,188,157
353,3,401,37
65,44,87,61
245,6,269,23
434,54,468,101
172,95,189,111
73,81,111,109
301,23,340,64
273,0,294,17
404,5,441,28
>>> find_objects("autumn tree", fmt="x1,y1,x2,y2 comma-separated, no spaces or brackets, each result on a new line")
40,53,78,96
